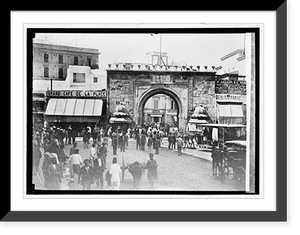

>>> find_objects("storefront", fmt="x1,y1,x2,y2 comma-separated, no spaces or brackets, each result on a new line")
44,89,107,130
32,91,46,130
215,94,245,125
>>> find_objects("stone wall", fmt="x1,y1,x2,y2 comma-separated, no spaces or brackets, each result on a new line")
107,70,217,130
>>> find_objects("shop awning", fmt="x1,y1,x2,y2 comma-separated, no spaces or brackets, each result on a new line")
217,103,243,117
44,98,103,122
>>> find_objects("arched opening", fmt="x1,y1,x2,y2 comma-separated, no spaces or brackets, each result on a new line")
137,88,183,129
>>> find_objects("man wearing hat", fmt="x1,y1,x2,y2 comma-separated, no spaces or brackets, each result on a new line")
78,159,94,190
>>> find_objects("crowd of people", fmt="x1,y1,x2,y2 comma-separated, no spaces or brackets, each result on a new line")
32,121,209,191
32,123,161,190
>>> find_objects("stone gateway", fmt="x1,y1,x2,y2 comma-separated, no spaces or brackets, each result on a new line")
106,64,246,131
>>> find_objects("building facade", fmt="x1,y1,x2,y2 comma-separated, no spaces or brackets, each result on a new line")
218,49,246,76
32,41,101,129
33,66,106,130
32,41,100,81
106,63,247,131
144,94,178,125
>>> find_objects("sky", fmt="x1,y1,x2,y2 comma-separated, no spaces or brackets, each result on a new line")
34,33,245,76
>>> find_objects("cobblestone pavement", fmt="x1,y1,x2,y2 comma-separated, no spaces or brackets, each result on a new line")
33,138,240,192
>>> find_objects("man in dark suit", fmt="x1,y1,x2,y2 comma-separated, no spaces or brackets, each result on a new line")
112,132,118,155
93,153,104,189
78,159,94,190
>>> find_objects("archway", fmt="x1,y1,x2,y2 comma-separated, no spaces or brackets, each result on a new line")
137,88,183,130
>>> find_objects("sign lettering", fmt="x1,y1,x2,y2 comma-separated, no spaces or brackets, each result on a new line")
215,80,246,95
46,89,107,98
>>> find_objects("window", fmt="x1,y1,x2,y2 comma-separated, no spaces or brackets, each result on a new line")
44,67,49,78
171,100,176,110
33,101,45,112
44,53,49,63
58,68,63,79
153,117,160,123
74,56,78,65
93,77,98,83
87,57,91,67
73,73,85,83
58,54,63,64
154,99,158,109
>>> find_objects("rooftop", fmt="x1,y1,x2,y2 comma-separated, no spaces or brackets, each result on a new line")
106,63,217,73
33,40,100,55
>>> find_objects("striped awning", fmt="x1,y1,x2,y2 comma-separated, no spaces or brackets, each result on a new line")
44,98,103,122
217,103,243,117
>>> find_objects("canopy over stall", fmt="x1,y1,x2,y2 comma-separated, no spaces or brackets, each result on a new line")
109,103,133,131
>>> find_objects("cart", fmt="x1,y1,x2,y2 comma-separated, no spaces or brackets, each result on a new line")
199,124,246,187
222,140,247,187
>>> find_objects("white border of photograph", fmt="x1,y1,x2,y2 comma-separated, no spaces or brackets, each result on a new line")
11,11,275,211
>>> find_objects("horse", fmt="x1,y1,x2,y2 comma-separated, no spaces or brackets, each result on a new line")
128,161,146,189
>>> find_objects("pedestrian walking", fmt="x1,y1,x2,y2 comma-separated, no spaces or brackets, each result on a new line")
145,153,158,189
78,159,94,190
69,142,78,156
69,149,83,182
140,131,146,151
105,170,112,189
167,133,171,149
112,132,118,155
136,132,140,150
124,131,129,148
42,152,52,188
107,127,112,138
57,144,68,178
89,143,97,167
171,133,176,150
153,134,160,155
109,157,121,190
45,156,61,190
82,128,90,149
64,128,69,146
119,132,126,152
177,135,183,156
99,142,108,169
67,125,72,145
33,139,42,176
147,134,153,153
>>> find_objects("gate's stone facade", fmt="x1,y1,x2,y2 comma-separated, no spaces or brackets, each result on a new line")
106,65,218,131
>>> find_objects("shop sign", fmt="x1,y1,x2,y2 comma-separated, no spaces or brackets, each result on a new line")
46,89,107,98
151,75,172,83
215,80,246,95
216,94,242,101
33,93,45,98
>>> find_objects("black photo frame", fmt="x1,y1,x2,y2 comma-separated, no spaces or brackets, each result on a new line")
4,1,287,222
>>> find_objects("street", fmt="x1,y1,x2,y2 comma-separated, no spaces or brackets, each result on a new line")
33,138,239,191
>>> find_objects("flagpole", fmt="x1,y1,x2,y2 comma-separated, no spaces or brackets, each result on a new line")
159,34,162,65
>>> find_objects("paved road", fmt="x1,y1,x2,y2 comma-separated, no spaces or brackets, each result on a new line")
33,138,239,191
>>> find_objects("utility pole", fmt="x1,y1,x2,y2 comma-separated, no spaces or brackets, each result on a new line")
159,34,162,65
151,33,166,66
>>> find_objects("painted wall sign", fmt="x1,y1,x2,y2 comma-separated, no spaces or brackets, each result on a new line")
33,93,45,98
46,89,107,98
215,80,246,95
216,94,242,101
